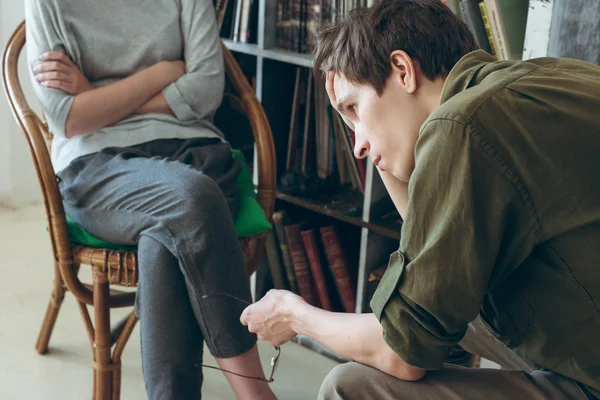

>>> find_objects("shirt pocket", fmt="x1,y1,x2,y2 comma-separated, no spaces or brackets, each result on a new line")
480,291,535,349
370,250,407,321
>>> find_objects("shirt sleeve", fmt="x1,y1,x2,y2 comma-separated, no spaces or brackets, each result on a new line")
162,0,225,122
25,0,75,137
370,118,537,369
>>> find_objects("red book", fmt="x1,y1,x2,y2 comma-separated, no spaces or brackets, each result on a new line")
284,224,319,307
300,229,333,311
319,226,356,313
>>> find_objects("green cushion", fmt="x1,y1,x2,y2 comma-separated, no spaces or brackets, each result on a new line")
65,149,271,251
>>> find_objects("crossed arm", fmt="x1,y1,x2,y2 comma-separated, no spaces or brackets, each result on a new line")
33,52,183,137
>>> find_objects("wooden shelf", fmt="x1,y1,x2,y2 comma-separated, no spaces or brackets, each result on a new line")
276,191,401,240
222,39,260,56
262,48,314,68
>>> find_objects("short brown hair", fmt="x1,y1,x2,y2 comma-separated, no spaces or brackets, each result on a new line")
314,0,478,95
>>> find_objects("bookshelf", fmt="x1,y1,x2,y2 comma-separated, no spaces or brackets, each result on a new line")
217,0,399,318
216,0,399,360
219,0,600,361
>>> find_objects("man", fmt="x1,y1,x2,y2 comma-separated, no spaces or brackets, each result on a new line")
241,0,600,398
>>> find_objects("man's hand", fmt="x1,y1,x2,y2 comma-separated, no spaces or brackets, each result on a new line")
325,70,355,131
34,52,94,95
240,290,305,346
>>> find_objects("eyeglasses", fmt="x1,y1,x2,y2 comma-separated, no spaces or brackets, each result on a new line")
196,292,281,383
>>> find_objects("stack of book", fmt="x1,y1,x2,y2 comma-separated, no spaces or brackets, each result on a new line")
263,210,357,313
215,0,260,44
449,0,529,60
278,67,366,214
275,0,375,54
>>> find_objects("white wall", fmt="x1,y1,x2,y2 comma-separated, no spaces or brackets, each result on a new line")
1,0,43,208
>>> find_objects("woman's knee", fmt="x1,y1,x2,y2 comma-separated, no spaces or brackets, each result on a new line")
176,172,231,216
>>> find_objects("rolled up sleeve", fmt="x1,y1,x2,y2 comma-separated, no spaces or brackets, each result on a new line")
163,0,225,122
370,118,536,370
25,0,75,137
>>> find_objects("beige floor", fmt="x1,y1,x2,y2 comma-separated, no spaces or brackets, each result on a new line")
0,205,339,399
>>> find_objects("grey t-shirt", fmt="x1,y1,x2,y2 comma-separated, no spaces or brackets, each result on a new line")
25,0,226,173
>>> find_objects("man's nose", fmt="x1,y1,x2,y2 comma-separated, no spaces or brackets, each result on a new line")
354,135,370,159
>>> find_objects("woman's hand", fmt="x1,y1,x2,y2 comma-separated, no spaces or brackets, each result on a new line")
34,52,94,95
240,289,306,346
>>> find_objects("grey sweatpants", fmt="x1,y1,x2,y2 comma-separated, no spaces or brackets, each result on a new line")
319,318,598,400
57,138,256,400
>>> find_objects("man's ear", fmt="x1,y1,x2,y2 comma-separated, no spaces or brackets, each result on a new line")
390,50,417,94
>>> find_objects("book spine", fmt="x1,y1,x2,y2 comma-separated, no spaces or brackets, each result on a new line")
272,212,300,294
478,1,498,59
300,230,333,311
460,0,491,54
239,0,252,43
265,231,289,290
483,0,508,60
319,226,356,313
233,0,244,42
284,224,319,306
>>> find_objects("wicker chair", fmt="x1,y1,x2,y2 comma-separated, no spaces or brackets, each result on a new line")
2,21,276,400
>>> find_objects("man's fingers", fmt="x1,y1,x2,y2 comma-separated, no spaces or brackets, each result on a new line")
35,71,71,83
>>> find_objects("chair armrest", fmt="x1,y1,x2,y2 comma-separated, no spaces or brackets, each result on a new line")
221,43,277,222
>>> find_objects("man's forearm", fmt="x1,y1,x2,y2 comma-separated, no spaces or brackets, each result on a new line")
66,62,180,137
292,303,426,381
378,170,409,218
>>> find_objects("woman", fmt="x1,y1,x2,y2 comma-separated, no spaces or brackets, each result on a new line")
25,0,277,398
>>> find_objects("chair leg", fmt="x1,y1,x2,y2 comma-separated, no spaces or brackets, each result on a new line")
35,262,66,355
111,311,139,400
92,269,114,400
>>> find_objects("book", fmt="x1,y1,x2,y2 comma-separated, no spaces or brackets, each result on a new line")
319,225,356,313
239,0,253,43
285,223,320,307
286,68,303,171
301,73,314,175
272,211,300,294
478,1,498,59
233,0,244,42
264,231,289,290
495,0,529,60
446,0,465,22
301,229,333,311
459,0,492,54
483,0,508,60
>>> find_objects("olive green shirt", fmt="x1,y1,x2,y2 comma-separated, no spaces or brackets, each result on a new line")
371,50,600,393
